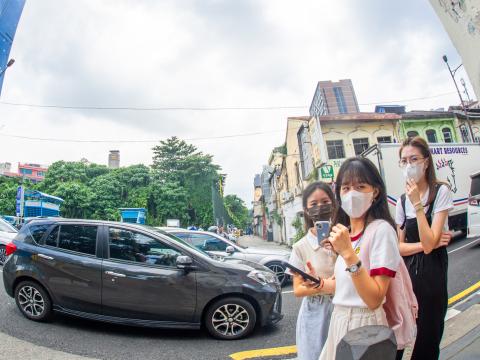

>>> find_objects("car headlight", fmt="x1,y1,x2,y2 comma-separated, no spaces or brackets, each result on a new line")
247,270,278,285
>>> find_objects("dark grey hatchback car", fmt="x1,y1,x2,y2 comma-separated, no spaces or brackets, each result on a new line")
2,219,282,340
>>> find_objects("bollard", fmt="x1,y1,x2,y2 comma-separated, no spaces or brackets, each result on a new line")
336,325,397,360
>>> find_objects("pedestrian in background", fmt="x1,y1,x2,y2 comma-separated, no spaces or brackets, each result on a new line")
287,181,337,360
396,136,453,360
314,158,402,360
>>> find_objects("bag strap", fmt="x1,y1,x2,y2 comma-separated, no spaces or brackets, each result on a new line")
425,183,441,218
400,194,407,230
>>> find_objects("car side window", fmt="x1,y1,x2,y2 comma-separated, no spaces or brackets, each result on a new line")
27,224,51,244
109,228,182,267
191,234,228,252
44,226,59,247
58,225,97,256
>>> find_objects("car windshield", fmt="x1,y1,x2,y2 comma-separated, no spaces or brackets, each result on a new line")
144,226,214,259
0,219,17,233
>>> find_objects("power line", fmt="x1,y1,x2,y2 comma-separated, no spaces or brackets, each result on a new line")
0,130,285,143
0,91,458,112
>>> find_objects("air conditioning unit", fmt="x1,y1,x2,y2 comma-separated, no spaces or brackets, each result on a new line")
282,191,292,202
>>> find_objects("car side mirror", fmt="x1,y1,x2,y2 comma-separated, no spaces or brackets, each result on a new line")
226,246,235,255
176,255,195,270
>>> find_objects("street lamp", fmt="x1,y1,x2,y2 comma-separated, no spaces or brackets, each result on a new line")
442,55,475,142
0,58,15,77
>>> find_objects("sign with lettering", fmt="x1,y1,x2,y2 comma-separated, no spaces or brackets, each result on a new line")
320,165,334,179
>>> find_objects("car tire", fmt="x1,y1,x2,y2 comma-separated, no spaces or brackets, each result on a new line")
0,245,6,266
265,261,288,286
14,280,53,322
205,297,256,340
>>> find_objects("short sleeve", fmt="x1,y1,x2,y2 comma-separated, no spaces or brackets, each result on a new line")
368,221,401,278
433,184,453,214
395,197,405,226
286,245,304,276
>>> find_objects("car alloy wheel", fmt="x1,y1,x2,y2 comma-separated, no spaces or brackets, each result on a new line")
15,281,52,322
266,262,287,286
212,304,250,337
0,245,6,265
205,297,256,340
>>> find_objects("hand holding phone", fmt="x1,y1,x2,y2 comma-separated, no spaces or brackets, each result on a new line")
282,261,321,284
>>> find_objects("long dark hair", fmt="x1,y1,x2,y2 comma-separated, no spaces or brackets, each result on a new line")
399,136,438,205
302,181,335,231
332,157,395,229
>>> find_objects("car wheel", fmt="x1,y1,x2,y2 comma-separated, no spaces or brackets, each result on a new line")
266,261,288,286
0,245,6,265
205,297,256,340
14,281,53,322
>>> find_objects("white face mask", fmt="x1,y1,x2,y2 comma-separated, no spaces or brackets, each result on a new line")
341,190,374,219
403,163,424,183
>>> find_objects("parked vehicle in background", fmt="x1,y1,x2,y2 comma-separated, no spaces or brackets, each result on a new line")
468,170,480,238
0,218,18,265
162,228,291,286
2,219,282,340
364,143,480,235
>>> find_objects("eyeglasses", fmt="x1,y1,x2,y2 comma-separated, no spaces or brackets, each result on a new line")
399,156,425,168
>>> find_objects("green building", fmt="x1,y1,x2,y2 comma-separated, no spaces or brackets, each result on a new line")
399,111,458,143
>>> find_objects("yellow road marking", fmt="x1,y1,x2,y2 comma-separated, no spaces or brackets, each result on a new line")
230,280,480,360
229,345,297,360
448,280,480,305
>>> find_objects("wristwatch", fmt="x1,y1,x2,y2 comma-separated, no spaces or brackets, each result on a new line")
345,260,362,275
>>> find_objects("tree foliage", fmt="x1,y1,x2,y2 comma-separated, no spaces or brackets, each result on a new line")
0,137,249,229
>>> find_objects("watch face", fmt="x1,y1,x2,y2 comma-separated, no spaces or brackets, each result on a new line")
350,265,359,272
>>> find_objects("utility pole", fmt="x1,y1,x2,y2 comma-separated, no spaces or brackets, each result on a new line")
442,55,475,142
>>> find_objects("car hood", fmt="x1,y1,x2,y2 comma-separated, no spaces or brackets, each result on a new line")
243,246,291,257
216,257,270,272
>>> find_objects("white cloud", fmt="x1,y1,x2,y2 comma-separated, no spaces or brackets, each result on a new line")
0,0,474,204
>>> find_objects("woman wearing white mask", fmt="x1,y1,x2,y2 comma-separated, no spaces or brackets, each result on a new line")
313,158,402,360
396,136,453,360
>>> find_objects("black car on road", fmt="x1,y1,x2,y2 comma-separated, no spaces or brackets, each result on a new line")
2,219,282,340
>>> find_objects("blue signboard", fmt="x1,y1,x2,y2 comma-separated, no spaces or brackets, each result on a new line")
15,185,23,217
0,0,26,95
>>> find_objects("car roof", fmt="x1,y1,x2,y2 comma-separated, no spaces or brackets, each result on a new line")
25,218,152,232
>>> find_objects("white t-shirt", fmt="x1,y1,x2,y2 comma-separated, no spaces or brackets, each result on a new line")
287,230,336,279
395,184,453,230
332,220,401,308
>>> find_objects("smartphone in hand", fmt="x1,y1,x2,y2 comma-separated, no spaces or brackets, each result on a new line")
315,221,330,245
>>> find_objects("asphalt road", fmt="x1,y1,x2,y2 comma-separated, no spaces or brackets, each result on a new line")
0,235,478,360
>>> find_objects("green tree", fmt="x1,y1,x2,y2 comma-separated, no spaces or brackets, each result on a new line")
224,194,249,229
0,177,21,215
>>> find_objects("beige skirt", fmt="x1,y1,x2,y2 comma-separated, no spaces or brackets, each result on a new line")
318,305,388,360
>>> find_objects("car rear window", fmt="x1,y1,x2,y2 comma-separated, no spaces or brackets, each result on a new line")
58,225,97,256
471,175,480,197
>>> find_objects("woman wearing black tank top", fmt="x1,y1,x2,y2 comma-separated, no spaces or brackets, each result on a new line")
395,136,453,360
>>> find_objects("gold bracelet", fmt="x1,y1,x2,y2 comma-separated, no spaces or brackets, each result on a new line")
415,204,424,212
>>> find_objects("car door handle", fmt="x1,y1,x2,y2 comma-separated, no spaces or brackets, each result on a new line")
105,271,126,278
37,254,54,261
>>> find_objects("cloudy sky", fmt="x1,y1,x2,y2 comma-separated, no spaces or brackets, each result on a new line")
0,0,475,204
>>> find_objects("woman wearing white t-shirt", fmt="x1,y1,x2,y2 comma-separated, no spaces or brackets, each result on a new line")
287,182,337,360
396,136,453,360
314,157,402,360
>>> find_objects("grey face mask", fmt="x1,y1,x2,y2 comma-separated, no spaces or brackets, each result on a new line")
306,203,333,222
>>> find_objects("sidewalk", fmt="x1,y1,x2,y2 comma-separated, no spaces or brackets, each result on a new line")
237,235,291,251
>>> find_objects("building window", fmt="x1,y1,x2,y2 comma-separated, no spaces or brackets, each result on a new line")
352,138,370,155
425,129,438,143
377,136,392,144
333,87,347,114
326,140,345,159
442,128,453,143
460,124,471,142
407,130,419,138
20,168,33,175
